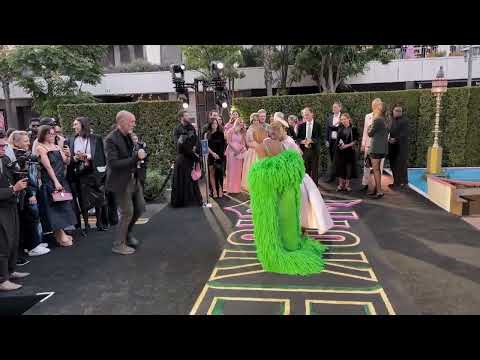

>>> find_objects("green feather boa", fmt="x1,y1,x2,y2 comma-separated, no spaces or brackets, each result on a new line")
248,150,327,275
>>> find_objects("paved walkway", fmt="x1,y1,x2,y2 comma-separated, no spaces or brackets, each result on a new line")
2,174,479,315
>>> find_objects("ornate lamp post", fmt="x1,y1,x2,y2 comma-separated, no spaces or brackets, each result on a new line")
426,66,448,175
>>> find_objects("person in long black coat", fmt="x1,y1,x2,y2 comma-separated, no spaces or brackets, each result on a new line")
68,117,108,233
171,111,203,208
388,104,409,189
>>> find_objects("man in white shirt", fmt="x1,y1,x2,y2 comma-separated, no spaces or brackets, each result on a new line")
361,98,384,191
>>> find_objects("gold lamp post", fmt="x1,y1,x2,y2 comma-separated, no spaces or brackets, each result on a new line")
426,66,448,175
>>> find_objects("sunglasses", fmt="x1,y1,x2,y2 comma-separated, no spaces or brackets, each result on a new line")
0,143,7,148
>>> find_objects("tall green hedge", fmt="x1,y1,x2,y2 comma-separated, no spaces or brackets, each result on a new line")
57,100,180,174
233,88,480,170
465,87,480,167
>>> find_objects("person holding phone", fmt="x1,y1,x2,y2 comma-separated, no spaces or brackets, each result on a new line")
36,125,76,247
0,135,31,291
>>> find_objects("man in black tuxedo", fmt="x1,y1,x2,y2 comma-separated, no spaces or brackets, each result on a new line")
324,101,342,182
105,111,147,255
296,107,322,185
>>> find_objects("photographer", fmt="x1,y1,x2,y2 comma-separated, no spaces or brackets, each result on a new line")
9,131,50,257
0,135,30,291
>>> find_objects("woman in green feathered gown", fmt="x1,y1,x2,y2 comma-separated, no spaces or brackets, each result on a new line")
247,134,328,276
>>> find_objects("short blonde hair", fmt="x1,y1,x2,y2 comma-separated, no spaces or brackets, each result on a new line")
8,130,29,148
250,112,259,123
116,110,135,124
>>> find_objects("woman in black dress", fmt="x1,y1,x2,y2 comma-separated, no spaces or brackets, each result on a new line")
37,125,76,247
204,118,226,198
69,117,107,234
171,112,203,208
334,113,359,192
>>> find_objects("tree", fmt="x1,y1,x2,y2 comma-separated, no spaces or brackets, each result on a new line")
241,46,263,67
11,45,108,116
262,45,275,96
0,45,16,127
290,45,393,93
179,45,245,84
272,45,296,96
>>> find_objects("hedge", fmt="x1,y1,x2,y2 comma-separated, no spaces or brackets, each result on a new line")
58,100,180,174
233,87,480,170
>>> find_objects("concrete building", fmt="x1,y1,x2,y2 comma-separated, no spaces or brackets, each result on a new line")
1,45,479,129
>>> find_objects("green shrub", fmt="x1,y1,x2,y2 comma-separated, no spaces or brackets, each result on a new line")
57,100,180,174
466,88,480,166
144,169,167,202
234,89,426,170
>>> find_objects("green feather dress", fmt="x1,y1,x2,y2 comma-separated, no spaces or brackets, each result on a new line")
247,150,327,275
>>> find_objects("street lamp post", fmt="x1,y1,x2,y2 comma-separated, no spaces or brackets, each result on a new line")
426,66,448,175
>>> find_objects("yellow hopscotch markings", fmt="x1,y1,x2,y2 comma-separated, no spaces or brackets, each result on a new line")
305,300,377,315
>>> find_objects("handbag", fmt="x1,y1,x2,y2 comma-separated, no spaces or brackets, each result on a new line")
74,138,92,176
52,190,73,202
191,162,202,181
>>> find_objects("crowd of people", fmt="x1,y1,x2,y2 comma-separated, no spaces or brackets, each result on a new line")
1,99,410,290
173,98,409,205
0,113,149,291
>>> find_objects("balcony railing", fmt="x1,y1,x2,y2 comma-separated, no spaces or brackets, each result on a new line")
387,46,442,59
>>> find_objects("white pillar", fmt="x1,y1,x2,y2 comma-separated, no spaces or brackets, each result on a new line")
145,45,161,65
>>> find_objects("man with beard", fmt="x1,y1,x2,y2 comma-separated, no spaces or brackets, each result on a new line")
171,110,203,208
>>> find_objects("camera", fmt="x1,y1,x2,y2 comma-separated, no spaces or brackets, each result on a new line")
6,150,40,185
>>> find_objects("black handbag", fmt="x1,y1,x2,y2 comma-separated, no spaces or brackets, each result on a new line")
74,138,93,176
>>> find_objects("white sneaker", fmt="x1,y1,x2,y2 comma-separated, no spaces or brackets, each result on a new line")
28,245,51,257
39,243,49,248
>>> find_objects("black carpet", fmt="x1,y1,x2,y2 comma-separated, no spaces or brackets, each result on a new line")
0,203,224,315
191,193,419,315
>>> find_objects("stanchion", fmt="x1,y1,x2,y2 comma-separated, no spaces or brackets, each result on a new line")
201,139,212,208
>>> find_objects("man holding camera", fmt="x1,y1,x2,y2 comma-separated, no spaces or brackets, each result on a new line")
105,111,147,255
0,134,30,291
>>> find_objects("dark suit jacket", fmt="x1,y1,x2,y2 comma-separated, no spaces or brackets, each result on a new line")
296,120,322,153
0,157,17,207
104,129,139,193
325,113,342,143
67,134,107,182
368,116,389,155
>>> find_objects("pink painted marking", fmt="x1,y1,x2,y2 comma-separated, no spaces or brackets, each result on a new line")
330,212,359,220
241,234,255,241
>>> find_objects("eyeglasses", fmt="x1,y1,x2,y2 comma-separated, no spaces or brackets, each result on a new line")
0,144,7,148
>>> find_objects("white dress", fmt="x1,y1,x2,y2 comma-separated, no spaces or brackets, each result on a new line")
281,136,334,235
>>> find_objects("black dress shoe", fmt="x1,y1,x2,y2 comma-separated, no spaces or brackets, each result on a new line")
361,185,369,192
127,234,140,248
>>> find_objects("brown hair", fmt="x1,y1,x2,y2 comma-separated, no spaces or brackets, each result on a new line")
74,117,91,138
37,125,54,144
340,113,352,126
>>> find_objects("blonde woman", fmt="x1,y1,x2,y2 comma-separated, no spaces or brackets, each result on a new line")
367,100,388,199
241,113,260,192
269,116,334,235
225,118,247,194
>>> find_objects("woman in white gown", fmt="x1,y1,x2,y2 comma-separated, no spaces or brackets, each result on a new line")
241,113,260,192
269,117,334,235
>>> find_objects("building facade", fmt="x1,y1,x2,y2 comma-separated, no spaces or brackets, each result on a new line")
1,45,479,129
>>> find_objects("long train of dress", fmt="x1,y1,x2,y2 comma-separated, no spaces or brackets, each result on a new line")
281,136,334,235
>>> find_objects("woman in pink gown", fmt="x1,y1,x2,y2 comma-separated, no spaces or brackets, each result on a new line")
269,119,334,235
223,110,239,138
241,113,260,192
225,118,247,194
